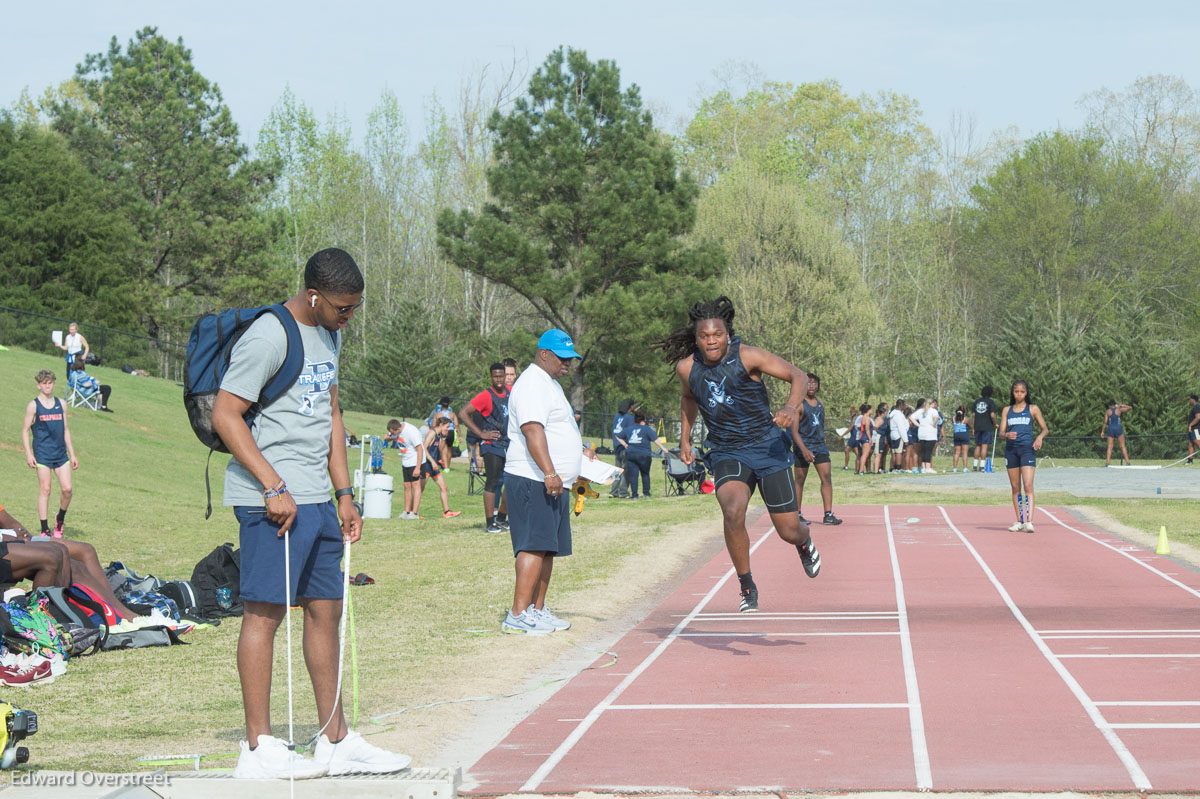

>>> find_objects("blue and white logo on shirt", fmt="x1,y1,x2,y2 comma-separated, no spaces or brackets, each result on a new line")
296,358,336,417
705,377,734,409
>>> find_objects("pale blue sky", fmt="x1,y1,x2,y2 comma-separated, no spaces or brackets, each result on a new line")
4,1,1198,149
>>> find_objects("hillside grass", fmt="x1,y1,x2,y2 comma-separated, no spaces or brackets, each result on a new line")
0,344,1195,774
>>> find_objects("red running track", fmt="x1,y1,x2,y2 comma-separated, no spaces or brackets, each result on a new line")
464,505,1200,793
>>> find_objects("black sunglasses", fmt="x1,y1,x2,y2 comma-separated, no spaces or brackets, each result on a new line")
314,291,365,317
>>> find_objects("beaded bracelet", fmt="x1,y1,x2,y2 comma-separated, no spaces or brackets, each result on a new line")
263,481,288,500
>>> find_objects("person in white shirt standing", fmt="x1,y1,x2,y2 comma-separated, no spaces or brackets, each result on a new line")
501,329,595,635
912,398,942,473
397,420,425,519
57,322,89,366
887,399,909,473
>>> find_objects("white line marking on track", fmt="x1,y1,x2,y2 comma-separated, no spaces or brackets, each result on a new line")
608,703,910,710
938,505,1152,791
678,631,900,637
1057,653,1200,658
1042,634,1200,640
517,525,777,791
1040,508,1200,602
1039,629,1200,634
1095,701,1200,706
1110,723,1200,729
884,505,932,791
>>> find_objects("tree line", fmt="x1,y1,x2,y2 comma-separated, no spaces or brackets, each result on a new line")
2,28,1198,436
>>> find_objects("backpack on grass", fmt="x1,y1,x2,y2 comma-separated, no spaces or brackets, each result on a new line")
159,580,200,616
183,304,304,518
0,597,71,658
34,585,109,655
191,543,243,618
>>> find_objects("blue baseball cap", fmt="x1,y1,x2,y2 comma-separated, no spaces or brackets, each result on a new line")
537,328,581,359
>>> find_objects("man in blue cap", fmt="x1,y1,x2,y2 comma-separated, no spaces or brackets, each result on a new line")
500,329,596,634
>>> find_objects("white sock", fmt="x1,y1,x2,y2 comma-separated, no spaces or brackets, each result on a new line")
973,459,978,468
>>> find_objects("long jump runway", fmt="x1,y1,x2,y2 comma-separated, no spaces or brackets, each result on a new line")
464,505,1200,793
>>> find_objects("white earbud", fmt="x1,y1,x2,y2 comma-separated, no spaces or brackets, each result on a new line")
310,295,317,308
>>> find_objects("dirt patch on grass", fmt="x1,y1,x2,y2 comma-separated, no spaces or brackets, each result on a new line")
1067,504,1200,571
353,508,731,784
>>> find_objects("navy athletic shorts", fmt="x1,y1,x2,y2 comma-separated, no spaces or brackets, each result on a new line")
1005,442,1037,469
953,433,970,446
506,474,572,557
974,430,994,446
236,502,344,604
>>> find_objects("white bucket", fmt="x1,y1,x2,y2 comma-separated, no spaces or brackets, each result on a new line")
362,473,394,519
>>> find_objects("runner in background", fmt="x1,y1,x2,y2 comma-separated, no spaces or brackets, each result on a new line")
972,386,997,471
998,379,1049,533
1101,400,1132,467
951,406,971,472
459,363,511,533
842,403,857,471
789,374,842,525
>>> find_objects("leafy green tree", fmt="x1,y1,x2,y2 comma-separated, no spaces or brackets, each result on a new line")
962,131,1197,340
437,47,721,408
50,27,281,342
0,116,136,348
693,163,876,412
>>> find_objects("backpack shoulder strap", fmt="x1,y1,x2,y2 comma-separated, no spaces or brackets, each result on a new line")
256,304,304,410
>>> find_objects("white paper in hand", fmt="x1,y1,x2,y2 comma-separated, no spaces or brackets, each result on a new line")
578,457,622,485
52,330,63,346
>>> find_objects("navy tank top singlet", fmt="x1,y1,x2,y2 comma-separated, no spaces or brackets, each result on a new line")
31,397,66,462
688,337,775,450
481,387,510,452
1006,404,1034,446
799,398,826,450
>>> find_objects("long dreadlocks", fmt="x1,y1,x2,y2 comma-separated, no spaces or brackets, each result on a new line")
655,296,737,364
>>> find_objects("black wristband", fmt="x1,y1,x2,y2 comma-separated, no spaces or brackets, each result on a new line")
334,487,354,499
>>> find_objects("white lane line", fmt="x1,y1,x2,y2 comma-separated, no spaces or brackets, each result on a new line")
518,525,777,791
938,506,1151,791
1110,723,1200,729
1058,654,1200,659
1040,508,1200,602
609,703,909,710
1042,634,1200,639
1096,701,1200,706
694,611,899,617
884,505,932,791
1040,629,1200,634
678,631,900,637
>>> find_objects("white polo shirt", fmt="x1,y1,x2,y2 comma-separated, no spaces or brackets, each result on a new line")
505,363,583,483
398,422,423,468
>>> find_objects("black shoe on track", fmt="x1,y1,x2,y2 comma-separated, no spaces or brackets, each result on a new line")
798,536,821,578
739,585,759,613
823,512,842,525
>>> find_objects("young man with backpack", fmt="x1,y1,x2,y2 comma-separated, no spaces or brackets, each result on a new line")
211,248,409,779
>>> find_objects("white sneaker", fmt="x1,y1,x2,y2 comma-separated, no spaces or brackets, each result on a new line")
1008,522,1024,532
501,609,554,635
314,730,411,775
530,605,571,631
233,734,327,780
1023,522,1035,533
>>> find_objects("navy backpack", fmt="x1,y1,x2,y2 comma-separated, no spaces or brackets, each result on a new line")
184,304,304,518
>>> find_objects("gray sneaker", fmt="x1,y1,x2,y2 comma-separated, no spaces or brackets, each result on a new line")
501,609,554,635
485,521,504,534
530,605,570,631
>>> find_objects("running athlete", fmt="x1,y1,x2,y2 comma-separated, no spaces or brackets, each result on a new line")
789,374,842,525
658,297,820,614
1101,401,1132,467
21,370,79,537
459,363,511,533
998,379,1049,533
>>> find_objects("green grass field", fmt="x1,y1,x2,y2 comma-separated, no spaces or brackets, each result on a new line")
0,344,1196,774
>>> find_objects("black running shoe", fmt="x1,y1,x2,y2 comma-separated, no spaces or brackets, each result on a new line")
798,536,821,578
485,522,503,534
497,518,510,531
739,585,759,613
798,512,810,524
823,512,842,525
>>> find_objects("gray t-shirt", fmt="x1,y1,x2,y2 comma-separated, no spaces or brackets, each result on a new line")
221,314,340,506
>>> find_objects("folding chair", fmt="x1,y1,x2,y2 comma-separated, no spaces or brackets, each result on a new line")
65,370,100,411
467,465,487,496
662,453,702,496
